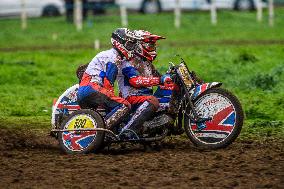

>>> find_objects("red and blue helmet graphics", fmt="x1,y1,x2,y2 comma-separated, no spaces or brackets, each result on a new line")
111,28,141,60
111,28,165,61
133,30,165,61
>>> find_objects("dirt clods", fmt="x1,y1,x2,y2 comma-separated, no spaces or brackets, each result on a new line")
0,128,283,188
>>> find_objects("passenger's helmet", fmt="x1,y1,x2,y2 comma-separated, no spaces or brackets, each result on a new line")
133,30,165,61
111,28,141,60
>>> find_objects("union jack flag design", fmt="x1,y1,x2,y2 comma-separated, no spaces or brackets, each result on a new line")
191,105,236,133
53,95,81,115
192,82,222,100
57,103,80,111
62,131,96,151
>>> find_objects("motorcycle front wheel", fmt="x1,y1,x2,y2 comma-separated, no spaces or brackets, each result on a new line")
58,109,105,154
184,88,244,149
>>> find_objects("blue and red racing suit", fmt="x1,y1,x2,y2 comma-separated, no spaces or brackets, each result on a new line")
117,57,173,133
77,48,130,129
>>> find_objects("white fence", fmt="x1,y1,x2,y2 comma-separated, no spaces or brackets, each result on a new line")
9,0,276,32
116,0,274,29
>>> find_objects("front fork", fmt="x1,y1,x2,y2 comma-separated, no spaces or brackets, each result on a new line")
180,95,212,131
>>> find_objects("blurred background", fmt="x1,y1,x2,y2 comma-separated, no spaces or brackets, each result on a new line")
0,0,283,137
1,0,284,18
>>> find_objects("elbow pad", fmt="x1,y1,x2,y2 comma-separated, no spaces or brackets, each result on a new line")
129,76,160,88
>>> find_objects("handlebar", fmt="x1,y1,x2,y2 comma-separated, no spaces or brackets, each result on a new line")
167,62,178,74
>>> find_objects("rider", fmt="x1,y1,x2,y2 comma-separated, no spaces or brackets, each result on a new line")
77,28,141,130
117,30,175,134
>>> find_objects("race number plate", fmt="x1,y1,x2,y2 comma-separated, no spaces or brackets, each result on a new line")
177,63,194,90
67,114,96,130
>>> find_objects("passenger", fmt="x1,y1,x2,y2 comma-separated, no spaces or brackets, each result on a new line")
77,28,141,130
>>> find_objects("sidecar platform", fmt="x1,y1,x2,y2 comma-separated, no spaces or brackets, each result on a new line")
51,127,168,144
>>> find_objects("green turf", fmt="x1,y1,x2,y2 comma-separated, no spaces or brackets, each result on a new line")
0,9,283,138
0,8,283,48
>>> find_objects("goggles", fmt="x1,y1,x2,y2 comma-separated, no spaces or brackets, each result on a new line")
125,40,137,51
142,42,156,52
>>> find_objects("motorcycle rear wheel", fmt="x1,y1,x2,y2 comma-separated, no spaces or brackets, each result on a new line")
58,109,105,154
184,88,244,149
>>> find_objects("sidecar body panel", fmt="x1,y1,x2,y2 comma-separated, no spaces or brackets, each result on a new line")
51,84,80,129
191,82,222,100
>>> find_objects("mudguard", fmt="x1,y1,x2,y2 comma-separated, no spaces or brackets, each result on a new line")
191,82,222,101
51,84,80,130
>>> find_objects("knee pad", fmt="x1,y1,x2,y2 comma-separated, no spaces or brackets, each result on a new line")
121,99,131,110
146,96,160,110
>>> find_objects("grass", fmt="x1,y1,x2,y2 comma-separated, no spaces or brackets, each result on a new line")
0,8,283,138
1,8,284,48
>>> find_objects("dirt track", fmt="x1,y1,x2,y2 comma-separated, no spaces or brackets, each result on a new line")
0,128,283,189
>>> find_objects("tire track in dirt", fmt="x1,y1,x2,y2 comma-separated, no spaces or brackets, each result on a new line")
1,39,283,52
0,128,283,188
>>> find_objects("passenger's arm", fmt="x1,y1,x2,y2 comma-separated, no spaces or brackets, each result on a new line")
122,66,160,88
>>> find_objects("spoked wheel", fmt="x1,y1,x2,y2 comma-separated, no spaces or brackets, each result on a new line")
58,109,105,154
185,88,244,149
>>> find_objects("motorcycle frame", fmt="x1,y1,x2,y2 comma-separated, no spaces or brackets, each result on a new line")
51,115,169,143
52,59,217,143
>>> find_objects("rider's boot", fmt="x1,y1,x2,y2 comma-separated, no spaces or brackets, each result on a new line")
104,104,129,130
121,101,156,135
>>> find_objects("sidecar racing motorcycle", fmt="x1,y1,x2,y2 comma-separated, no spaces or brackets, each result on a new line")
51,59,244,154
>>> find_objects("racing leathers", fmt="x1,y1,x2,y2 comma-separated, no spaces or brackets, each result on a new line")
77,48,130,129
117,56,162,133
